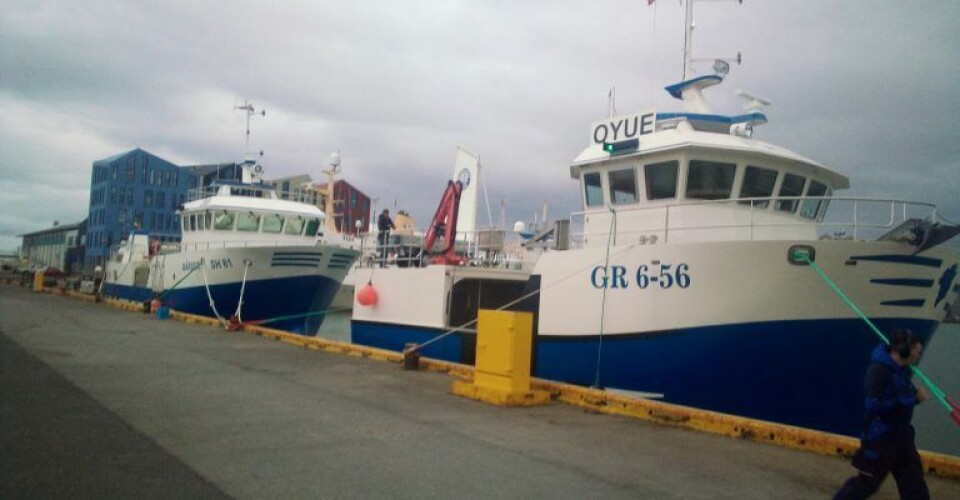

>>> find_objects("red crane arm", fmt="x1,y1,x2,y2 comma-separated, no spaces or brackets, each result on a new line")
423,180,466,265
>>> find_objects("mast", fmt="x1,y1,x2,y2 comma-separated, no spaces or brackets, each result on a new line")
682,0,694,80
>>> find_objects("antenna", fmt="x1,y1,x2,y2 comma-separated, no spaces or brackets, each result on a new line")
735,89,773,113
235,100,266,162
682,0,744,80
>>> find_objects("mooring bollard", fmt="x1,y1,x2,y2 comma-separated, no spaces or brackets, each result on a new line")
403,343,420,371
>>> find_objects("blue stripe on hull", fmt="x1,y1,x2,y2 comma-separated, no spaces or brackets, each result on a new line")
536,318,938,437
351,317,940,436
103,275,341,335
351,322,465,363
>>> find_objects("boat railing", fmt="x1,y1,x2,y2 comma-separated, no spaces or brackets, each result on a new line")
187,184,326,205
350,228,530,270
568,196,942,247
178,239,328,252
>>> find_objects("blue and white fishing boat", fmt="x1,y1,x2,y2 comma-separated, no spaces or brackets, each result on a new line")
103,161,359,334
351,1,959,435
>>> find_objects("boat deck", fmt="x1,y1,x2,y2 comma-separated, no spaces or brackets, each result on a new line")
1,285,957,499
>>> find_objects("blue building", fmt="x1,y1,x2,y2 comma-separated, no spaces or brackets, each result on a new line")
85,148,197,270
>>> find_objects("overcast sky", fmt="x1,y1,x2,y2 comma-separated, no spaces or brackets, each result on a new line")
1,0,958,252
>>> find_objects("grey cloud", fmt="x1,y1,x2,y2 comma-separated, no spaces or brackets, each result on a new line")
0,0,958,252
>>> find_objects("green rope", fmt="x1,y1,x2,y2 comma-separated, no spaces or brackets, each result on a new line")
593,207,616,388
795,250,954,413
251,306,352,327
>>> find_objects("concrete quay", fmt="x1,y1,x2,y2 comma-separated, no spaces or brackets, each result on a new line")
1,285,958,499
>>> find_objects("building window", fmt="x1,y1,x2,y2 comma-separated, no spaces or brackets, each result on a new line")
144,190,153,207
126,164,135,182
141,164,149,184
126,187,134,205
156,191,165,208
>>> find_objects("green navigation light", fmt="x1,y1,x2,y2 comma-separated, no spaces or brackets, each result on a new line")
602,138,639,154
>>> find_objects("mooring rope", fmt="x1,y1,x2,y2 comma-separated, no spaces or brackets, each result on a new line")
200,258,229,329
411,237,642,355
232,259,252,323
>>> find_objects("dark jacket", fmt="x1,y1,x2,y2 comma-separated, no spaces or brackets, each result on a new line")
377,213,395,232
861,344,919,444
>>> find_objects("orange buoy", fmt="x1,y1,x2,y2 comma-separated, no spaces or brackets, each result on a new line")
356,283,378,306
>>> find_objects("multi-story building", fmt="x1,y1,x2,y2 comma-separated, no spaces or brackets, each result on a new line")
85,148,196,270
20,220,87,274
322,179,371,236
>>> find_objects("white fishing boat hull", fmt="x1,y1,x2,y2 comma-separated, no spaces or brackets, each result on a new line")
104,243,358,334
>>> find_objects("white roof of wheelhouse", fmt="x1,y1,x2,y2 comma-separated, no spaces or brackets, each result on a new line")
183,195,326,218
569,126,850,191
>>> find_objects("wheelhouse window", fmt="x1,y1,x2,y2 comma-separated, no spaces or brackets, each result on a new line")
262,213,284,233
739,166,778,208
189,214,197,231
775,173,806,213
800,181,829,220
202,211,212,230
237,212,260,232
284,216,305,235
608,168,638,205
304,218,321,237
686,160,736,200
213,210,235,231
583,172,604,207
644,160,678,200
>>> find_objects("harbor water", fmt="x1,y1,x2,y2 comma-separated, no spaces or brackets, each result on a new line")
318,313,960,456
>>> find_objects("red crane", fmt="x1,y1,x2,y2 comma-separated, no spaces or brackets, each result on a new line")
423,179,467,265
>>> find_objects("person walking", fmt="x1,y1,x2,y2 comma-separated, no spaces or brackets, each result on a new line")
377,209,395,267
834,329,929,500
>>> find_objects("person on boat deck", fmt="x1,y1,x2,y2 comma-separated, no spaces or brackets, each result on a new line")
377,209,395,267
834,329,929,500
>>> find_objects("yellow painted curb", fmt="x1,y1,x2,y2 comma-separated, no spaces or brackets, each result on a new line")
452,379,551,407
528,378,960,479
242,323,404,362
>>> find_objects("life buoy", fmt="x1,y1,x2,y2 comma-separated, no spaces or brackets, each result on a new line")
357,283,378,306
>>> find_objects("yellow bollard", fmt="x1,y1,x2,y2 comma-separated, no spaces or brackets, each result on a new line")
451,309,551,406
32,271,45,292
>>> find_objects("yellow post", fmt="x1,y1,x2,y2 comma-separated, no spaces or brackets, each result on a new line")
32,270,45,292
451,309,551,406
